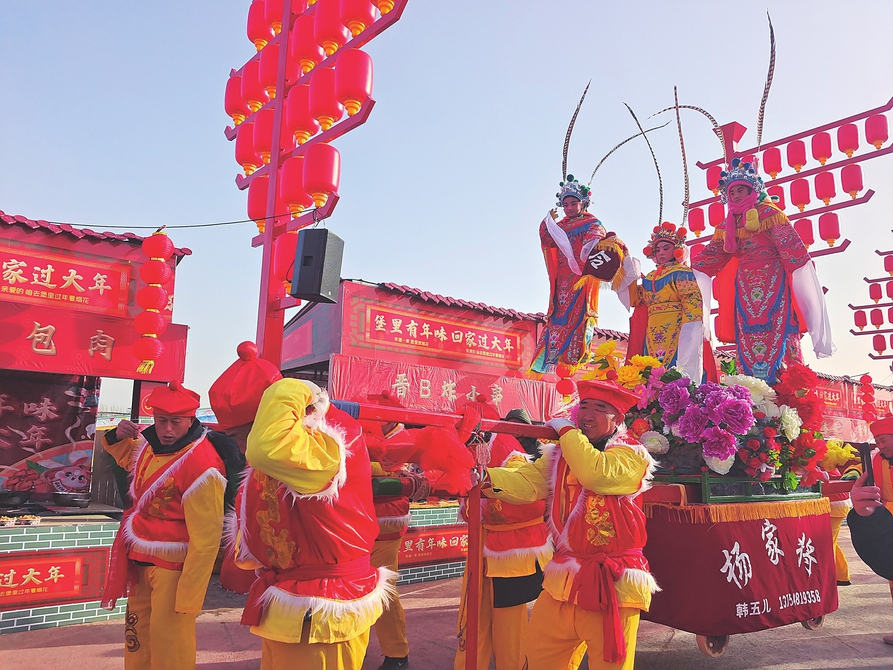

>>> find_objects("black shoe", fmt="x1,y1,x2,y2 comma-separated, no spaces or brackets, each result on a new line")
837,580,852,586
377,657,409,670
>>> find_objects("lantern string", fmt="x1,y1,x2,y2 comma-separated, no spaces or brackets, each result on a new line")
624,102,663,227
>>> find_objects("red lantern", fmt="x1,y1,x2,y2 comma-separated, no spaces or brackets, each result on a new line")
814,171,835,206
314,0,350,57
817,212,840,247
790,179,811,212
707,165,722,194
874,334,887,354
137,285,168,311
340,0,376,36
225,75,250,126
309,67,344,130
291,14,325,74
303,142,341,207
811,132,832,165
372,0,394,13
264,0,284,34
690,243,705,262
793,219,814,248
866,114,889,150
837,123,859,157
285,84,319,144
762,147,782,179
142,232,175,260
139,260,172,286
132,337,165,369
687,207,705,237
888,307,893,324
248,175,270,232
870,283,883,304
871,308,884,328
253,109,275,164
886,281,893,301
767,185,786,210
786,140,806,172
258,43,280,99
556,379,576,397
133,230,175,374
885,256,893,276
273,232,299,284
854,310,867,331
861,374,874,385
241,60,269,113
708,201,725,227
841,164,863,199
334,49,372,115
247,0,275,51
279,157,315,215
740,154,756,167
235,122,262,176
134,311,168,337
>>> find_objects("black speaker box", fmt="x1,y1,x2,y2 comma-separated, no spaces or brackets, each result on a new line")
289,228,344,303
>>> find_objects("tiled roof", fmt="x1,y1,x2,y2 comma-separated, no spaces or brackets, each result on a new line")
0,210,192,258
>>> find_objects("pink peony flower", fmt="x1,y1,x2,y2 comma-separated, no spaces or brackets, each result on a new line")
675,404,708,442
702,426,738,460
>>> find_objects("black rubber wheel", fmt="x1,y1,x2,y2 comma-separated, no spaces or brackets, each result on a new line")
696,635,730,657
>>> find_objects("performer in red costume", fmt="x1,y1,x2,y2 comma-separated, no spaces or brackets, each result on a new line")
478,380,657,670
232,378,394,669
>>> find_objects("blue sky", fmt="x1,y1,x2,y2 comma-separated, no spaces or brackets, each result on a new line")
2,1,892,409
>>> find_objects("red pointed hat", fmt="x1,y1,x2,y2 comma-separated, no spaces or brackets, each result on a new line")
366,390,405,408
576,379,639,414
209,342,283,428
144,380,201,418
870,416,893,438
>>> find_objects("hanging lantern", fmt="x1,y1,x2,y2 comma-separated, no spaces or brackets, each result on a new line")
886,281,893,300
252,109,275,164
762,147,782,179
874,334,887,354
241,60,269,113
870,283,883,304
279,115,296,154
817,212,840,247
258,43,280,99
314,0,351,56
309,67,344,130
790,179,811,212
688,207,705,237
285,84,320,143
334,48,373,115
866,114,889,150
871,308,884,329
264,0,284,34
708,201,725,227
885,256,893,276
861,374,874,385
740,154,756,168
854,310,867,331
841,164,863,199
811,132,832,165
248,175,270,233
340,0,376,36
793,218,814,248
235,122,262,176
303,142,341,207
814,171,836,206
273,232,299,284
291,15,325,74
888,307,893,325
225,75,251,126
247,0,275,51
767,185,786,210
132,230,175,374
139,259,172,287
707,165,722,195
837,123,859,157
279,157,315,215
786,140,806,172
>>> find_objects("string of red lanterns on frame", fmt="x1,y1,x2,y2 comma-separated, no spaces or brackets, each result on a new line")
224,0,408,368
133,229,175,374
849,235,893,375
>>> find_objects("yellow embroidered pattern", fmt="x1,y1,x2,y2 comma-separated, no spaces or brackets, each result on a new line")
584,494,616,547
255,471,297,569
147,477,176,519
486,499,506,525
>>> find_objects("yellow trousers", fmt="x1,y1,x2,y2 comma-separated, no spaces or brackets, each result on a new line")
124,565,198,670
830,515,851,582
261,624,370,670
524,591,640,670
370,538,409,658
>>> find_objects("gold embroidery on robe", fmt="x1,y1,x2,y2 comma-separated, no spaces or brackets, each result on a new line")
584,494,616,546
255,471,297,569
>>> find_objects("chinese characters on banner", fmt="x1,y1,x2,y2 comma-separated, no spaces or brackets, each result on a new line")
643,503,837,636
0,548,109,609
398,524,468,568
0,247,130,317
0,369,99,493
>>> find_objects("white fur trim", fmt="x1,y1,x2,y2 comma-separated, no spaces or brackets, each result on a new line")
830,499,853,516
377,514,412,534
483,538,553,565
181,467,227,502
543,556,581,578
258,566,397,622
620,567,661,594
500,450,532,467
231,468,263,566
282,419,349,504
301,388,331,431
121,514,189,562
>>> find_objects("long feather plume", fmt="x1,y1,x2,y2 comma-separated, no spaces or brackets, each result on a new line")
587,121,670,186
624,102,663,226
650,104,727,167
562,81,591,180
674,87,690,224
755,12,776,151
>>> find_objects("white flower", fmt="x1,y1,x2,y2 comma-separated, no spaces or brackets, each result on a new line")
723,374,776,405
640,430,670,455
778,405,803,442
758,401,781,419
705,454,735,475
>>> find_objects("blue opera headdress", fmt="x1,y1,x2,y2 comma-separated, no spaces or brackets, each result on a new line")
555,174,591,209
717,157,764,204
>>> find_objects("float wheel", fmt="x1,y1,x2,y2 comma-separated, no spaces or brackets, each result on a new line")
801,616,824,630
696,635,729,657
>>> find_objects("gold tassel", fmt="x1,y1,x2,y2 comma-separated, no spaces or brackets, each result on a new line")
745,208,760,231
644,498,830,523
136,360,156,374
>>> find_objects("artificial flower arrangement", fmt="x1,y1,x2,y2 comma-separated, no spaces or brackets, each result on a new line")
583,342,843,491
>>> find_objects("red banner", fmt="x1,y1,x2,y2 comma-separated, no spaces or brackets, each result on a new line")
0,548,109,609
813,379,848,418
0,246,130,317
399,524,468,567
643,502,838,636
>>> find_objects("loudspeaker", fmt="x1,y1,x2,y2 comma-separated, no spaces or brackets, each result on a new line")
289,228,344,303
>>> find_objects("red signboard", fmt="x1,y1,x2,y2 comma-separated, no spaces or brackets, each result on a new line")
0,547,109,609
813,379,848,418
0,245,130,317
399,523,468,567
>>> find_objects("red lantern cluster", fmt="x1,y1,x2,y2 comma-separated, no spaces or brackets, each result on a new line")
838,123,859,158
866,114,889,150
134,231,174,374
706,165,722,195
841,164,863,199
687,207,705,237
814,171,835,206
790,178,811,212
854,310,867,331
793,219,814,248
811,132,831,165
786,139,806,172
860,375,877,421
303,143,341,206
762,147,782,179
870,283,883,304
818,213,840,247
708,201,725,228
885,256,893,276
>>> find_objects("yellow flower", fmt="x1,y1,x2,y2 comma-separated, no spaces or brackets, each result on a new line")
616,365,643,388
595,340,617,357
630,355,662,370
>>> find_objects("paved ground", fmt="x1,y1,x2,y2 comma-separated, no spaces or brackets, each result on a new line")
2,525,893,669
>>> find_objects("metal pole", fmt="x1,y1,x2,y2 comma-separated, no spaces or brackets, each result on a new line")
129,380,142,423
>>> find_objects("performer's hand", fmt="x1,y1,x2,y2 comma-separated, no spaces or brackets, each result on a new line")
851,471,884,517
470,466,490,488
549,208,559,221
545,418,575,434
115,420,141,440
